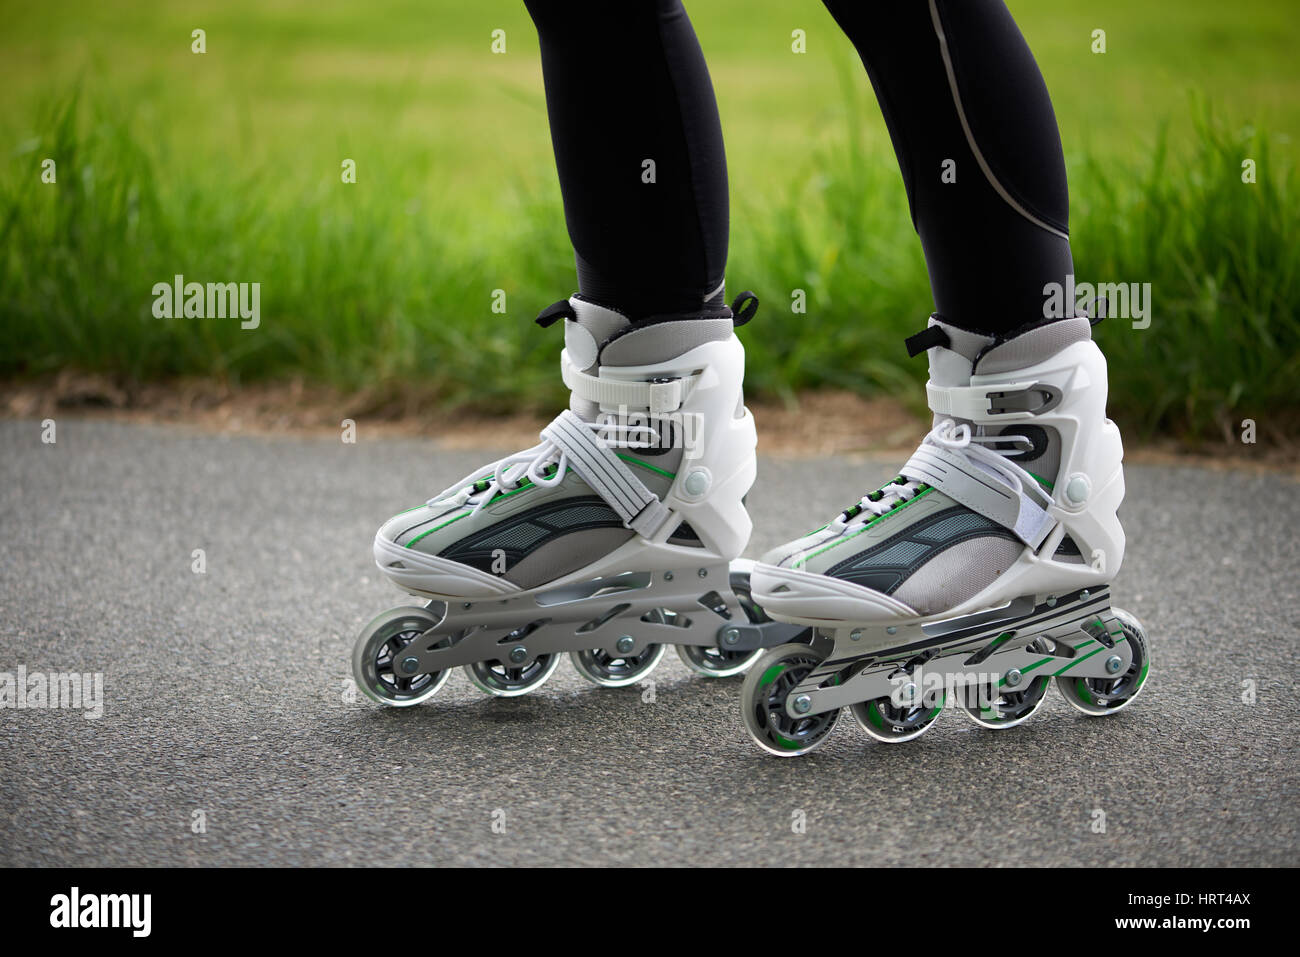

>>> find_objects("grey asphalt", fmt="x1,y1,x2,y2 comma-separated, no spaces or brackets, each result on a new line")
0,418,1296,867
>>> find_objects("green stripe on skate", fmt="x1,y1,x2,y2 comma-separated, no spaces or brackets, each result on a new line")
616,454,677,479
406,510,469,547
795,487,936,566
987,631,1015,652
758,665,785,688
1052,644,1107,676
999,655,1053,687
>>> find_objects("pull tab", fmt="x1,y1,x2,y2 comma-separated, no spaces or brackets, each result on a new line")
730,290,759,327
1084,296,1109,327
535,299,576,328
904,324,949,358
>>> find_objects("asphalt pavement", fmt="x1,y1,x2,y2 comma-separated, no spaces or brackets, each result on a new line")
1,418,1296,866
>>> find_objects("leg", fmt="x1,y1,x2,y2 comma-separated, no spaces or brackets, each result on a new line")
741,3,1149,756
525,0,729,317
823,0,1074,334
353,2,779,706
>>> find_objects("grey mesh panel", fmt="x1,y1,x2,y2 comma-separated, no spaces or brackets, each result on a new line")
846,539,928,568
600,316,734,367
975,317,1091,374
438,495,625,572
892,536,1024,616
823,503,1017,593
916,511,992,542
505,527,635,589
474,522,551,552
547,503,626,528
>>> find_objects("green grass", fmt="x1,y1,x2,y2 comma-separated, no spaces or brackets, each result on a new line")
2,0,1298,443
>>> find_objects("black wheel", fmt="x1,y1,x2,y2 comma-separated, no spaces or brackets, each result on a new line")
464,654,561,697
571,644,666,687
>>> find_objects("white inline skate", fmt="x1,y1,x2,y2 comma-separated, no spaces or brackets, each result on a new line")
741,315,1151,755
352,292,806,704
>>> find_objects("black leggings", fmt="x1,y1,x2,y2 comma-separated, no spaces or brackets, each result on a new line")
523,0,1073,335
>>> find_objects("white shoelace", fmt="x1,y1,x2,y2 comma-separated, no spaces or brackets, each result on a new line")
448,418,660,517
833,419,1037,529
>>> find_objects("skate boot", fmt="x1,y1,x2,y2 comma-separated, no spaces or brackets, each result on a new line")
741,315,1151,755
352,292,806,705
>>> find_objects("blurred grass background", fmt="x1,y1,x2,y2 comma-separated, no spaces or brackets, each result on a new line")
1,0,1297,445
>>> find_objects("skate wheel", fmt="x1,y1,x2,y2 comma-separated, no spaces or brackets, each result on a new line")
570,644,666,688
960,675,1051,729
676,642,763,678
740,643,839,757
352,605,450,707
1056,608,1151,716
464,654,561,697
851,690,945,743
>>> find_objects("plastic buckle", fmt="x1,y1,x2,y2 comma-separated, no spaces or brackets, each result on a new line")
985,384,1062,416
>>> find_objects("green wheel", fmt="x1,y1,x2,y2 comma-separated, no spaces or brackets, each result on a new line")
852,688,946,743
1057,608,1150,716
740,643,839,757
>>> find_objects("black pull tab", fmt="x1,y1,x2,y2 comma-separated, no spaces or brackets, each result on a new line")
535,299,576,328
1086,296,1109,326
904,324,949,358
730,290,759,326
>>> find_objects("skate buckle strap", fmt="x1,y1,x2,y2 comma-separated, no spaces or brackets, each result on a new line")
560,350,687,414
904,444,1054,548
927,380,1063,420
541,409,673,538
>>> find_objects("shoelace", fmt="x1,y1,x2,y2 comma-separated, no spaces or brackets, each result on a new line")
833,419,1036,529
446,418,660,517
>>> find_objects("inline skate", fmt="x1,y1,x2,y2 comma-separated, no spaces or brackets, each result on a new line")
352,292,806,704
741,315,1150,755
